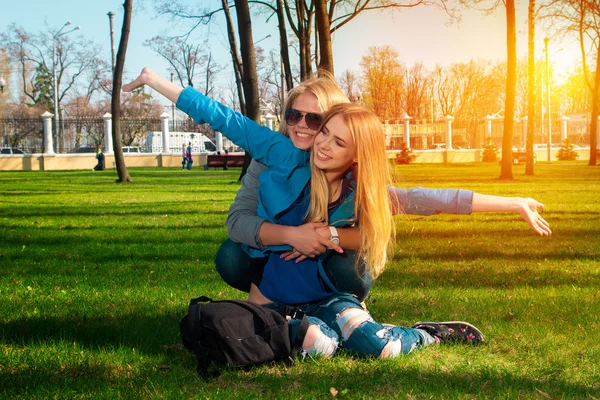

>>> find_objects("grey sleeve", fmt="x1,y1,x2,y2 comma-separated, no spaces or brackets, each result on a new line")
390,186,474,216
226,159,268,249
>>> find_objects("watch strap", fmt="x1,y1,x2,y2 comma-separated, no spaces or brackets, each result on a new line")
329,226,338,239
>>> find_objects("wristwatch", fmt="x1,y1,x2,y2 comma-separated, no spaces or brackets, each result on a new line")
329,226,340,246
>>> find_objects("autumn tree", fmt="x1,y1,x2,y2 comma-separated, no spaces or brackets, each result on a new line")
405,62,431,120
433,60,504,148
557,65,592,115
360,45,405,121
461,0,516,178
338,69,361,103
542,0,600,166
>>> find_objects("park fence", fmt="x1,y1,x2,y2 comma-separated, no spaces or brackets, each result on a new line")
0,116,216,154
383,117,593,151
1,113,596,155
0,118,44,153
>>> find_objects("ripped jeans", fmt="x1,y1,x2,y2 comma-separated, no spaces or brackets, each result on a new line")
267,293,434,358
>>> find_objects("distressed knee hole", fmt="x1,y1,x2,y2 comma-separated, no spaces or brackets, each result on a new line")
380,338,403,359
302,325,336,358
336,309,371,341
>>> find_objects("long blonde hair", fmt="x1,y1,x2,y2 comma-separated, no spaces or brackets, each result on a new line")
279,71,349,135
307,103,394,279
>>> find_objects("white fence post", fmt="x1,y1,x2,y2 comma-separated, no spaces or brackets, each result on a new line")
265,113,275,130
160,112,170,153
445,115,454,150
403,114,411,148
215,132,223,153
485,115,494,139
521,116,528,148
560,115,569,142
103,113,113,153
41,111,55,154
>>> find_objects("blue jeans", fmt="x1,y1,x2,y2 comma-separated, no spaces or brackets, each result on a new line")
215,239,373,301
268,294,430,358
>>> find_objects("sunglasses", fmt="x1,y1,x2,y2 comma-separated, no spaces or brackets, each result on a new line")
284,108,323,131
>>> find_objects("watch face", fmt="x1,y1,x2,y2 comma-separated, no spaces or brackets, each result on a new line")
331,237,340,245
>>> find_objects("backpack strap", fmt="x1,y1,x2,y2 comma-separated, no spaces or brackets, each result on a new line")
283,306,310,350
292,315,310,349
190,295,213,305
186,296,215,377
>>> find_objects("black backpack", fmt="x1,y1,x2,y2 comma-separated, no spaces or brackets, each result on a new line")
180,296,308,377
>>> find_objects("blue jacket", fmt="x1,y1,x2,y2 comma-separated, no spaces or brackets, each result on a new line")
177,87,355,260
177,88,311,219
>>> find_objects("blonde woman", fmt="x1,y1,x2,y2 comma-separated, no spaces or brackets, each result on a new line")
242,103,483,359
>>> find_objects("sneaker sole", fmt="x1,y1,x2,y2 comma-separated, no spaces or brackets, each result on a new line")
413,321,485,344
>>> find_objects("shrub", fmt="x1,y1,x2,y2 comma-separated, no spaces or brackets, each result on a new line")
557,139,579,161
481,140,499,162
395,143,416,164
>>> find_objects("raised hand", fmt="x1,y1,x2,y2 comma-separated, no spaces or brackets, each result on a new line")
517,198,552,236
122,67,154,92
122,67,182,103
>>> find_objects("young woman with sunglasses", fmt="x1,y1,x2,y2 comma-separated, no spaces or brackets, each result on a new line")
123,72,486,358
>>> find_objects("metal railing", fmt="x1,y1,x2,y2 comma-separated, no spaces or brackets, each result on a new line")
0,118,44,153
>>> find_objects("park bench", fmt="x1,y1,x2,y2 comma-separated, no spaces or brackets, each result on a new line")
511,151,536,164
204,153,246,170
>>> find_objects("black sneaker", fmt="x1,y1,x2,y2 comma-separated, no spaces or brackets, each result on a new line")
411,321,485,345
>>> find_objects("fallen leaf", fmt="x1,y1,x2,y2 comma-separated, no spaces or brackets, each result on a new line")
536,388,553,399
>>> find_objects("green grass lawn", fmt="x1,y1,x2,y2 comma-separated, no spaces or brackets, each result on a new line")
1,164,599,399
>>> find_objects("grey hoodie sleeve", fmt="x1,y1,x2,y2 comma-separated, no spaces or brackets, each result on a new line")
226,159,268,249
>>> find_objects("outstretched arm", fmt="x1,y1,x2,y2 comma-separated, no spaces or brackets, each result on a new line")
389,186,551,236
124,68,302,168
471,193,551,236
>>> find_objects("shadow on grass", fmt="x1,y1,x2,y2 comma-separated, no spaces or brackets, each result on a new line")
1,311,183,357
0,204,229,218
378,262,600,289
251,363,599,398
2,353,597,398
1,223,228,235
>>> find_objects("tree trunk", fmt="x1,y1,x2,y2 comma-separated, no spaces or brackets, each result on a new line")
315,0,333,75
234,0,260,180
588,49,600,166
222,0,246,115
111,0,132,183
525,0,536,175
276,0,293,91
297,1,310,80
500,0,516,180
